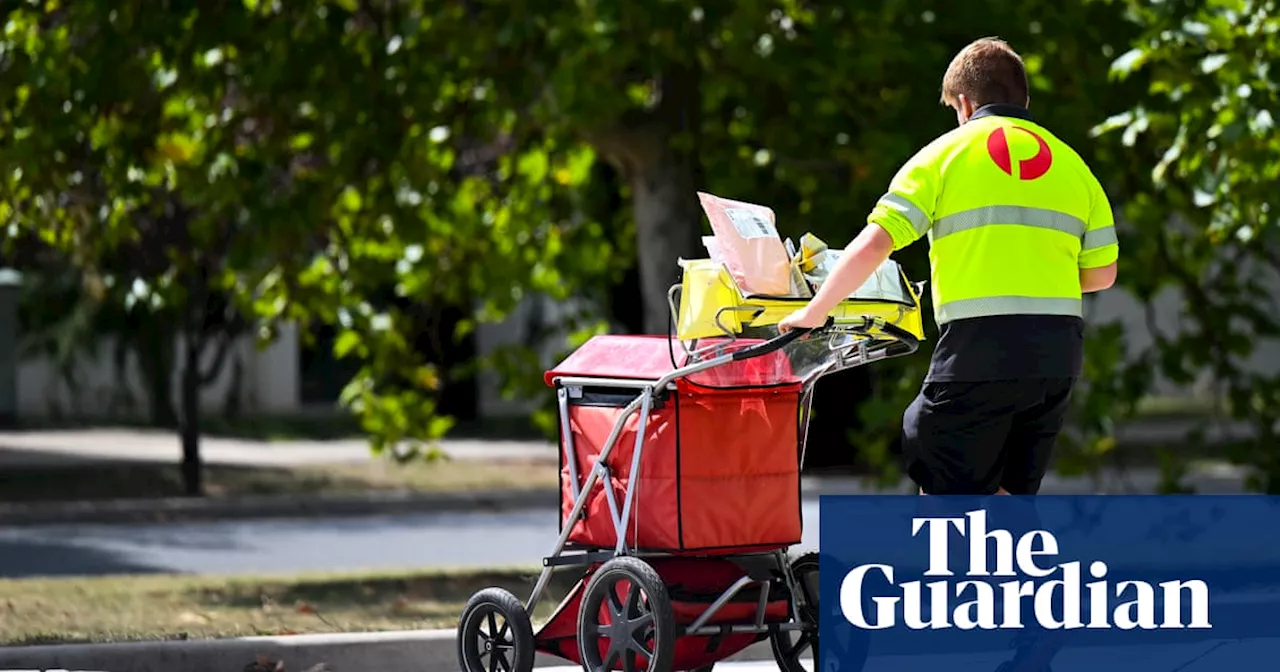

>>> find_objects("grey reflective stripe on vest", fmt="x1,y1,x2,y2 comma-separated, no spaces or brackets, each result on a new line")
936,296,1082,323
1083,225,1117,250
878,193,931,235
932,206,1086,241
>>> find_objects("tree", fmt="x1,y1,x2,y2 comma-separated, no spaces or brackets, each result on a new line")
12,0,1253,494
1088,0,1280,492
11,236,189,426
0,0,620,493
0,2,285,494
425,1,1148,472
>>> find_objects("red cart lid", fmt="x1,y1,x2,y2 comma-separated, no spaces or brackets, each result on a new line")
543,334,799,388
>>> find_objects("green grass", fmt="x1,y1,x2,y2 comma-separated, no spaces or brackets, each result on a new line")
0,567,577,646
0,458,559,504
1130,395,1219,421
1089,440,1229,473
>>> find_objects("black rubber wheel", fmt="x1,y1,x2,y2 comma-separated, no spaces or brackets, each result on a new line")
578,556,676,672
771,552,870,672
458,587,536,672
771,552,820,672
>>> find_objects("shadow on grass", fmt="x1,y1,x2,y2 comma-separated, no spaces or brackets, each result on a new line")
202,568,580,612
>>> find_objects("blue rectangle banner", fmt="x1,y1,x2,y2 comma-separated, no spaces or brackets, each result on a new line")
818,495,1280,672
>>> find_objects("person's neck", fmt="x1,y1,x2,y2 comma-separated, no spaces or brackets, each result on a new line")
968,103,1034,123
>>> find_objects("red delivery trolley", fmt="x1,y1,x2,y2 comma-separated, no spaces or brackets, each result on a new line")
456,257,925,672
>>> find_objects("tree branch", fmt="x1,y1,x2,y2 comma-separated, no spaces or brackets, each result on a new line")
583,114,667,179
199,328,236,386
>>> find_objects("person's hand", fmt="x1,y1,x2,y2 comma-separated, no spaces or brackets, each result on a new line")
777,305,828,334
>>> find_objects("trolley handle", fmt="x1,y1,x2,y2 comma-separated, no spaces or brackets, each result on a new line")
730,317,835,361
844,317,922,358
728,315,922,363
864,317,919,346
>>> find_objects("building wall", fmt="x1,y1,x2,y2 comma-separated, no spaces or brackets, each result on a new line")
1085,266,1280,398
16,323,300,420
11,297,573,421
474,296,591,418
13,283,1279,421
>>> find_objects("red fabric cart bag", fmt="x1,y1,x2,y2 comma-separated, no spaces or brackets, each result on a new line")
670,380,802,550
553,339,803,553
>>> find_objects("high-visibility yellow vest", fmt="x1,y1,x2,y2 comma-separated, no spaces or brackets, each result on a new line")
869,105,1119,326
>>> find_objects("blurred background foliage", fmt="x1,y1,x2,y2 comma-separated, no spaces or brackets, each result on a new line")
0,0,1277,493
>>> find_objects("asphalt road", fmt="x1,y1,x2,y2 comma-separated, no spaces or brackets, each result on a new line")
0,502,822,578
0,458,1255,579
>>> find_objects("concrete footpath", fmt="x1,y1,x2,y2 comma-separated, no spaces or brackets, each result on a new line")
0,429,555,466
0,417,1254,467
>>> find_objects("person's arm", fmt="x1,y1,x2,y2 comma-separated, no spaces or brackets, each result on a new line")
1079,175,1120,293
802,224,896,318
793,151,940,320
1081,263,1117,292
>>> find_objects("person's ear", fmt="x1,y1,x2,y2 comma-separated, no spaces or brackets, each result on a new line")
957,94,974,123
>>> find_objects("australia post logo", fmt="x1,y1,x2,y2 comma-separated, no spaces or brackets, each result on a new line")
838,509,1213,631
986,126,1052,180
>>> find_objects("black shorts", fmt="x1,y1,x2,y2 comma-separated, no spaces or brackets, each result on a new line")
900,377,1075,495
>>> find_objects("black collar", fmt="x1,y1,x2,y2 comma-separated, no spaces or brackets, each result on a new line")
968,104,1034,123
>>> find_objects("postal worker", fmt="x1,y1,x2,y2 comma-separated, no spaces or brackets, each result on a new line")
778,37,1120,497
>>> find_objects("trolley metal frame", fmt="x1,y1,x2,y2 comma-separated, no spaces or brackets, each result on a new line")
525,313,922,640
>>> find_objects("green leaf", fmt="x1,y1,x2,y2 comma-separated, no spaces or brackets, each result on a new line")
334,330,361,358
1090,111,1134,138
1110,48,1146,78
339,186,363,212
1200,53,1229,73
156,133,199,163
427,414,455,440
1120,112,1149,147
517,150,550,182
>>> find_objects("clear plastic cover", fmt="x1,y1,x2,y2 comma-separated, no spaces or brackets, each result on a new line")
677,326,888,389
808,256,914,305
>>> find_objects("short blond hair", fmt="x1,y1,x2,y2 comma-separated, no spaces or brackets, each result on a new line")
940,38,1029,108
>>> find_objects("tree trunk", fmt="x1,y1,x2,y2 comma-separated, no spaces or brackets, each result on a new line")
610,265,644,335
179,330,203,496
586,160,644,335
178,269,208,498
138,314,177,427
630,155,704,334
591,63,705,335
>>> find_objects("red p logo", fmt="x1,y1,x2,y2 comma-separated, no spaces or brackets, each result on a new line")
986,126,1053,181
